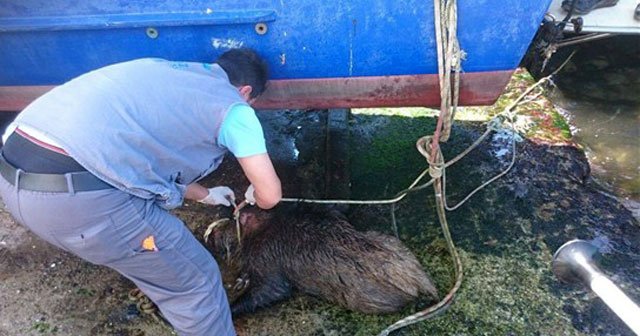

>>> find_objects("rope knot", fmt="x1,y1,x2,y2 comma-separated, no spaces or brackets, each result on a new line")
429,164,444,179
416,135,445,179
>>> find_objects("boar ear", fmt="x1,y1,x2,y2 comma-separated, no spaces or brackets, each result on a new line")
239,212,256,226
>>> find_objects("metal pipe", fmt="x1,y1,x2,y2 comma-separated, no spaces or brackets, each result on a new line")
554,33,616,49
552,239,640,335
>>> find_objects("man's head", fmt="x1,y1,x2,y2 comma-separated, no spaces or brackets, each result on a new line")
216,48,269,103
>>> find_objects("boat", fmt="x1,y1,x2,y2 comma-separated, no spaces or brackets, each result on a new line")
0,0,552,111
546,0,640,34
523,0,640,79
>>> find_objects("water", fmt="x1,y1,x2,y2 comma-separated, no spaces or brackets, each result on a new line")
550,89,639,200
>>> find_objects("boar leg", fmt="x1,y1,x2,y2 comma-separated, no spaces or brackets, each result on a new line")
230,273,292,316
227,273,251,303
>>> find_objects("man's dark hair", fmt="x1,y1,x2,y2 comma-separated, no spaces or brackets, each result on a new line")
216,48,269,99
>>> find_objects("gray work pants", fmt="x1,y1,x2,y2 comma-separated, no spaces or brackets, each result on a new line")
0,171,235,336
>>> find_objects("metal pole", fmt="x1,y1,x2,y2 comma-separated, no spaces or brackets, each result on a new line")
552,239,640,335
554,33,615,49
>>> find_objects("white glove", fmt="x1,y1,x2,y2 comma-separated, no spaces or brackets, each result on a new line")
244,185,256,205
198,186,235,206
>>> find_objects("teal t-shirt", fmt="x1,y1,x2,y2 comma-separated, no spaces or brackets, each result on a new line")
217,104,266,158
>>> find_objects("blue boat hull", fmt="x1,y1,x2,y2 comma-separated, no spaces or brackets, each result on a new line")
0,0,552,110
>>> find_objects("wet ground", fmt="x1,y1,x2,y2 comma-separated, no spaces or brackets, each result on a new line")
0,51,638,335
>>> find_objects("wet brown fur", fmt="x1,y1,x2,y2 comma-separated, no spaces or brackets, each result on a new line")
207,204,439,315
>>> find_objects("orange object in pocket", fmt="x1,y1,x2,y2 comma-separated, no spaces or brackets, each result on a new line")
142,235,158,252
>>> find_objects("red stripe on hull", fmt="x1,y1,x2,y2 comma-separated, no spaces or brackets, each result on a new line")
0,70,513,112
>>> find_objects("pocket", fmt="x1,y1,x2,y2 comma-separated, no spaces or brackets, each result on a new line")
54,218,134,265
111,195,173,256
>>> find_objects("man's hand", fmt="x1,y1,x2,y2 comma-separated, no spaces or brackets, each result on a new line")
198,186,236,206
244,185,256,205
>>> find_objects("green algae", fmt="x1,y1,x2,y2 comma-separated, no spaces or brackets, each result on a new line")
349,113,436,199
337,156,584,336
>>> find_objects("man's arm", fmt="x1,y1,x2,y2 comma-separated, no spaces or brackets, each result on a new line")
237,153,281,209
184,183,235,207
184,183,209,201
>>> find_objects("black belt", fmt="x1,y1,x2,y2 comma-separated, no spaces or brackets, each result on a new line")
0,155,113,192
